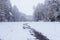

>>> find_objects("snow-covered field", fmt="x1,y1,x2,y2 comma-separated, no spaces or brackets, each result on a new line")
0,22,60,40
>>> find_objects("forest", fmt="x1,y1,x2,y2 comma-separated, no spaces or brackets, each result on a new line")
0,0,60,22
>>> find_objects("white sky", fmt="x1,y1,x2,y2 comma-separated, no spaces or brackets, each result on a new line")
10,0,45,15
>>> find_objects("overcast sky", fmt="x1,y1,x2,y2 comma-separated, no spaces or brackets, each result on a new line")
11,0,45,15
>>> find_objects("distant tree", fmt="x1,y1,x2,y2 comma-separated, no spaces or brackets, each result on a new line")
11,5,21,21
33,4,45,21
23,23,49,40
19,13,26,21
0,38,2,40
11,5,26,22
26,15,34,21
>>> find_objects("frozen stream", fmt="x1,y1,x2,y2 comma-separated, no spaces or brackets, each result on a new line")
0,22,60,40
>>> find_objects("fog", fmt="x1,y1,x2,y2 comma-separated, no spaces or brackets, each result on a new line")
10,0,45,15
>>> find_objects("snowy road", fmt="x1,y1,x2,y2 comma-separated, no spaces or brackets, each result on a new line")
0,22,60,40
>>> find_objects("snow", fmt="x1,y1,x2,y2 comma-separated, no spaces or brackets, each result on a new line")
0,22,60,40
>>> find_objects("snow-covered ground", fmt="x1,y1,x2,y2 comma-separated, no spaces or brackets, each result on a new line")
0,22,60,40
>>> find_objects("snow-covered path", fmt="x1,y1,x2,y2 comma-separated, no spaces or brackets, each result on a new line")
0,22,60,40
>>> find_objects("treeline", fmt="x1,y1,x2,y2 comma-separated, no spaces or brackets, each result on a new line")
33,0,60,22
0,0,28,22
0,0,60,22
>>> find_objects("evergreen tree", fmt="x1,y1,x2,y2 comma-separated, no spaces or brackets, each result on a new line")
0,0,14,22
45,0,60,21
33,0,60,22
